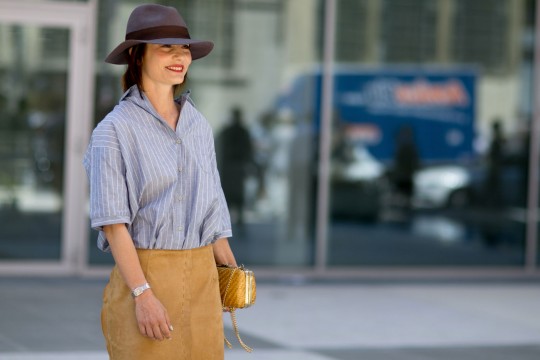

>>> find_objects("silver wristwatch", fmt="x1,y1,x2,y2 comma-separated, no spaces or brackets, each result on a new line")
131,282,151,298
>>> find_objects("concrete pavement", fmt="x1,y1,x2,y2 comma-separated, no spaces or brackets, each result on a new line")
0,277,540,359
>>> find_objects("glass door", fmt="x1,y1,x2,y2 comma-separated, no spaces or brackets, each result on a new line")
0,1,95,274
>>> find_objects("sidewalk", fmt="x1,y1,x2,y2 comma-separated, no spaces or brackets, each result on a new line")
1,277,540,359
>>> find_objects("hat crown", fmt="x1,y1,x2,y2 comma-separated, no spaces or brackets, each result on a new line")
105,3,213,64
126,4,187,35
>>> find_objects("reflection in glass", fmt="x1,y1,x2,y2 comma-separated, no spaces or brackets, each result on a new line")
328,0,529,267
0,25,68,260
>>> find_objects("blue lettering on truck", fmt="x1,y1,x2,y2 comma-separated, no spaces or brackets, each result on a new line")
276,67,477,163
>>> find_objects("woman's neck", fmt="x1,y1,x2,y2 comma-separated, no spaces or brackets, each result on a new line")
142,84,179,130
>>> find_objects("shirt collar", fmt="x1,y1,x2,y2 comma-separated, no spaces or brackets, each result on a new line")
121,85,195,134
121,85,191,106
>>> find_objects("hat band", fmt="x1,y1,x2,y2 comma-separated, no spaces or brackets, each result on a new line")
126,25,190,41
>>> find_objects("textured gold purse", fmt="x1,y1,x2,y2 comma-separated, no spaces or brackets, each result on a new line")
217,265,256,352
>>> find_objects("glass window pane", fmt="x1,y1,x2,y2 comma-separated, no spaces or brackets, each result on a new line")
335,0,369,62
452,0,511,74
381,0,437,63
0,25,68,260
328,0,529,267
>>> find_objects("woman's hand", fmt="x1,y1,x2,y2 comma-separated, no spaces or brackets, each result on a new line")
134,289,172,341
103,224,173,341
212,238,237,267
213,238,238,313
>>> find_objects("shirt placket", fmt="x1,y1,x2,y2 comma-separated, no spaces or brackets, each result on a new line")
174,135,186,247
173,95,191,248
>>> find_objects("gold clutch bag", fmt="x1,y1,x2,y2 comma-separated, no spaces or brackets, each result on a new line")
217,264,256,309
217,265,256,352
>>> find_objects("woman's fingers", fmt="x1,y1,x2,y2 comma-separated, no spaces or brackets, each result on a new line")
140,318,171,340
165,312,173,338
135,293,172,340
145,325,155,339
156,305,171,339
159,321,172,339
139,322,168,340
138,323,147,337
153,323,164,341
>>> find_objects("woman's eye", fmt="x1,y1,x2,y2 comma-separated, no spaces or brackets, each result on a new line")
162,44,172,49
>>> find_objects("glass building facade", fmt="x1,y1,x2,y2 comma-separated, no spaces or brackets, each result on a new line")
0,0,538,276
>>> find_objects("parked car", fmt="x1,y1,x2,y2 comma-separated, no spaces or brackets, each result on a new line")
413,159,529,209
413,164,471,208
331,141,385,221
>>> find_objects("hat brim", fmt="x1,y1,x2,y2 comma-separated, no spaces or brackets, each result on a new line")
105,38,214,64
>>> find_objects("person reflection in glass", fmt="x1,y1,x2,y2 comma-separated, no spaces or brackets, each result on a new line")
392,124,420,210
485,119,505,207
217,107,254,228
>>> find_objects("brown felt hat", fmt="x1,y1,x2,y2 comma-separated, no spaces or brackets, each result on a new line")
105,4,214,64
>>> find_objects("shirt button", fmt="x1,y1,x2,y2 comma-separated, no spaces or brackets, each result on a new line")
176,138,182,144
178,167,183,172
177,195,183,201
177,226,183,231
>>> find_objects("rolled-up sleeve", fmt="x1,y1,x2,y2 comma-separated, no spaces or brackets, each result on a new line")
84,120,131,231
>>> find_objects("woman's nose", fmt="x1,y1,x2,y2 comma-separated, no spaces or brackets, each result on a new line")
172,46,183,55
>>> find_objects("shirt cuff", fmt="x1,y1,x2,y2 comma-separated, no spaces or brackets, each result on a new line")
213,229,233,242
91,215,131,231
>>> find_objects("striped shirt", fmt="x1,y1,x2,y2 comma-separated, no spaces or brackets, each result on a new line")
83,85,232,252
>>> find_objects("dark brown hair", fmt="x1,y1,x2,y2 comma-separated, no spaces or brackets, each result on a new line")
122,44,145,92
121,44,186,96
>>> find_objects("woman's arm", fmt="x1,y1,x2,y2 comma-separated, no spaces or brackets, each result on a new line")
103,224,172,341
212,238,237,267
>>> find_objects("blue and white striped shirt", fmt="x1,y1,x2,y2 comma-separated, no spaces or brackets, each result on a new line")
84,85,232,252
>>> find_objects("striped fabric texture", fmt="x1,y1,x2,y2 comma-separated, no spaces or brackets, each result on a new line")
84,85,232,251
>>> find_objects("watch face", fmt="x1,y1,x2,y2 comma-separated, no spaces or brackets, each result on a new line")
132,283,149,297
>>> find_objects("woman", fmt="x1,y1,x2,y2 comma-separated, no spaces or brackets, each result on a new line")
84,4,236,359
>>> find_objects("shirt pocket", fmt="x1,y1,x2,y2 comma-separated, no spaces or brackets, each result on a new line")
190,135,212,172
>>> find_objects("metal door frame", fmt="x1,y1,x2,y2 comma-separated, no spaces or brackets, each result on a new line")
0,0,96,275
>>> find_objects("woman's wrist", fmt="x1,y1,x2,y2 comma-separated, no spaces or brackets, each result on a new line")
131,282,151,298
133,288,154,302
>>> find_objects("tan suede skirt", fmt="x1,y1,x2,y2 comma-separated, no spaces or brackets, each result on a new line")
101,245,224,360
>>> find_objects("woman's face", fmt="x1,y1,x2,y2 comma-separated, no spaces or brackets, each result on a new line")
141,43,192,90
